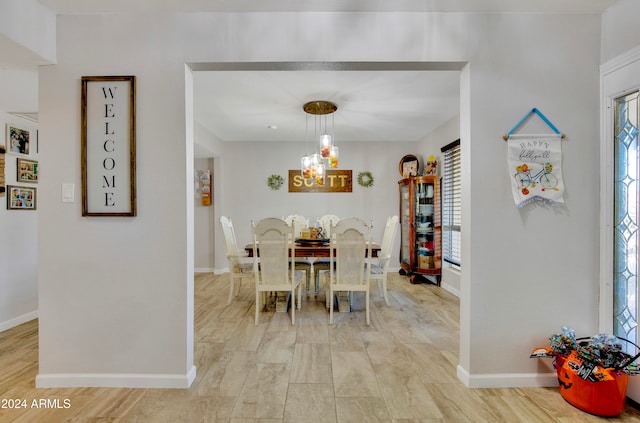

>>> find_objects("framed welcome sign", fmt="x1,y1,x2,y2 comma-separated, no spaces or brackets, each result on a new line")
81,76,136,216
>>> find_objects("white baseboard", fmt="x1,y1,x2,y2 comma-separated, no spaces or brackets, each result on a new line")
441,282,460,297
195,268,227,275
0,310,38,333
194,268,214,273
36,365,197,389
456,364,558,388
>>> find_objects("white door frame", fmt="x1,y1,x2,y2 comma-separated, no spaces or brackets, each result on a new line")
600,45,640,403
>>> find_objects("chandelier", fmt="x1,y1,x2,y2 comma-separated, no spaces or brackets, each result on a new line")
301,100,339,185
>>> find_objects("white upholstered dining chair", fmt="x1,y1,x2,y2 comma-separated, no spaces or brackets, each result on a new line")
312,215,341,293
219,216,256,305
252,218,304,325
283,214,309,238
317,214,340,239
369,215,399,305
283,214,313,294
323,217,372,325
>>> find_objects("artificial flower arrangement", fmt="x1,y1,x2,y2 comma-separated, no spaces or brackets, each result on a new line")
425,155,437,175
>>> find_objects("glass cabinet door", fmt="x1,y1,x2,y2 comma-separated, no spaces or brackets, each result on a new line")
399,182,411,266
415,180,435,270
398,175,441,283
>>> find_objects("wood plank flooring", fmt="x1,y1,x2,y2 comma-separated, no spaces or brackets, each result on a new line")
2,272,640,422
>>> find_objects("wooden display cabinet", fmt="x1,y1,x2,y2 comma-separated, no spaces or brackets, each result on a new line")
398,176,441,284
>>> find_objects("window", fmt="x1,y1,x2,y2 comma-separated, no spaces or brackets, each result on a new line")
613,91,639,343
441,139,461,269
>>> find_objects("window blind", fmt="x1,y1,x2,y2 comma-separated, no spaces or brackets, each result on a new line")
441,139,461,268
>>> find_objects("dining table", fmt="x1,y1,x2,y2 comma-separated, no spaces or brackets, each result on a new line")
244,239,381,258
245,239,381,313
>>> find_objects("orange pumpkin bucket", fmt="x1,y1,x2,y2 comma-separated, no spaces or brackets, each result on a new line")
555,351,629,417
531,331,640,417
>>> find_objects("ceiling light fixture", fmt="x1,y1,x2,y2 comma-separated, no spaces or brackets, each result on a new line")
301,100,339,185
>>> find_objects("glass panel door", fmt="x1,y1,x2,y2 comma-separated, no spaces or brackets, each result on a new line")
399,182,411,267
614,91,640,344
416,180,435,270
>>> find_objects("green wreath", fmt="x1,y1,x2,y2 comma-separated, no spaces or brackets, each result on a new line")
267,174,285,190
357,171,374,188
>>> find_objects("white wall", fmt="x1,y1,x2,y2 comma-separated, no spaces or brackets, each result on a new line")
194,121,223,158
601,0,640,64
37,14,196,388
193,122,221,273
0,0,48,332
214,140,409,273
33,11,603,388
0,113,38,331
418,115,460,296
0,0,56,67
460,14,601,386
194,157,215,272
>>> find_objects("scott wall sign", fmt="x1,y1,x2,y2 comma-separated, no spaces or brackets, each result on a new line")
288,169,352,193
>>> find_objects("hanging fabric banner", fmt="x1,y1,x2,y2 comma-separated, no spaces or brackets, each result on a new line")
507,134,564,207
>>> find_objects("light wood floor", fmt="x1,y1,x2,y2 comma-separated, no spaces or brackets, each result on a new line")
2,272,640,422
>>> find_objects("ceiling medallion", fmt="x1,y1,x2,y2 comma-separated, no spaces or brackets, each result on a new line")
303,100,338,115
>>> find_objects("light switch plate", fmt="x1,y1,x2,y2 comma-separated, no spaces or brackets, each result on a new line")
62,183,75,203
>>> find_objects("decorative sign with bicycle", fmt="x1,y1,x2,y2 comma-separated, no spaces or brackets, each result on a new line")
514,162,558,194
504,108,566,208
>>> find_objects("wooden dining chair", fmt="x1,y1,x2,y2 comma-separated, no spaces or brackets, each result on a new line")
219,216,256,305
323,217,372,325
369,215,399,305
252,218,304,325
283,214,313,295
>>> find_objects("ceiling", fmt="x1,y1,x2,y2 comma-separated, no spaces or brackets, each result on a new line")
192,66,461,144
0,1,617,148
38,0,616,14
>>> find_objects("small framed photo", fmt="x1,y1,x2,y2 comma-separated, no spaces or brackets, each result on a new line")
0,146,5,196
6,124,30,155
17,158,38,183
7,185,36,210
